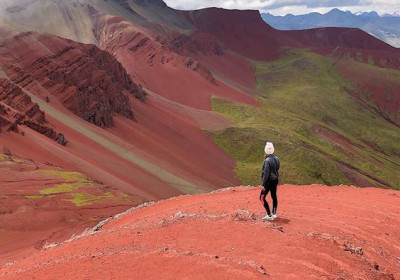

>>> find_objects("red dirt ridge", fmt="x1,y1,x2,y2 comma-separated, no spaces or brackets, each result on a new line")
286,27,398,51
182,8,284,61
182,8,400,70
1,185,399,280
0,32,147,128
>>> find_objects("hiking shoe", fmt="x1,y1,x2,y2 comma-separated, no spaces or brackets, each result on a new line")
272,213,278,219
262,214,274,221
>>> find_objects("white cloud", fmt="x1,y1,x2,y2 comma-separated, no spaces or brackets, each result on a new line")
164,0,399,15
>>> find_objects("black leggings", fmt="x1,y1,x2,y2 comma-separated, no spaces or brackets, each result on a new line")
259,180,278,216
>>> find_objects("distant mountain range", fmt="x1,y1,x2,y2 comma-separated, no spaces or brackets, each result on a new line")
262,8,400,47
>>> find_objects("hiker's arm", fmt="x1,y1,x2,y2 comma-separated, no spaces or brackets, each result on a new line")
262,159,270,186
261,162,265,181
277,157,280,172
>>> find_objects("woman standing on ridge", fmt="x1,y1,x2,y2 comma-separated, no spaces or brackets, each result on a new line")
260,142,280,221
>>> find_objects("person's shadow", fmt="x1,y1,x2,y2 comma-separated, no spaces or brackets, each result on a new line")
273,217,290,225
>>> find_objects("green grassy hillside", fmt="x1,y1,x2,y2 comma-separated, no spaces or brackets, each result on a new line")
211,50,400,189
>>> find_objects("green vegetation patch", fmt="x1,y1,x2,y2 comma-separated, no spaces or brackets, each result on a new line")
212,97,348,186
36,170,93,184
36,169,95,195
27,168,132,206
67,192,114,206
0,154,11,162
211,50,400,189
25,195,43,200
0,154,31,164
39,183,80,195
31,169,117,205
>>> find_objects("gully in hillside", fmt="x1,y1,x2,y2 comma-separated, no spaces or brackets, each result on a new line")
260,142,280,221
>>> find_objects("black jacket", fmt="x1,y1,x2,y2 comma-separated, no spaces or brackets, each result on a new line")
261,155,280,186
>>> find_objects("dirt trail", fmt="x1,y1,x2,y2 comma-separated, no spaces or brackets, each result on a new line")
0,67,6,78
211,70,259,97
145,88,232,131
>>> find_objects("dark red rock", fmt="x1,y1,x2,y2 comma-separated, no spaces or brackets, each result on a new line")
168,30,226,57
0,78,58,140
0,32,147,128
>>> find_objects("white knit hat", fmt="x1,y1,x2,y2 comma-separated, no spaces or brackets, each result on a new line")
264,142,274,155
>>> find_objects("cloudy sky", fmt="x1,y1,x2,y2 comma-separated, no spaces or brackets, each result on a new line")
163,0,400,16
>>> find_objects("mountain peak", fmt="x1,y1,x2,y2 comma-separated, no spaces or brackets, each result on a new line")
358,11,379,17
327,8,343,14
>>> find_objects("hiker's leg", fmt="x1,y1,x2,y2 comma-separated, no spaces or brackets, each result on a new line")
259,188,271,215
270,180,278,214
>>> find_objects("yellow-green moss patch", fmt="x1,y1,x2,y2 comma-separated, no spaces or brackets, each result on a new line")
67,192,114,206
0,154,10,161
25,195,43,200
39,183,80,195
36,170,93,184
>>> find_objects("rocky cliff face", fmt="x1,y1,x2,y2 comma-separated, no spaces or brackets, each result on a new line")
168,30,225,57
0,32,146,128
0,77,58,140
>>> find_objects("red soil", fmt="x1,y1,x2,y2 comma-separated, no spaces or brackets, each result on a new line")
108,93,241,191
0,153,141,265
1,185,399,280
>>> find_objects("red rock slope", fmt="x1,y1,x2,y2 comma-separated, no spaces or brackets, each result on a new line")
0,29,241,199
0,151,141,265
93,13,258,110
2,185,399,279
